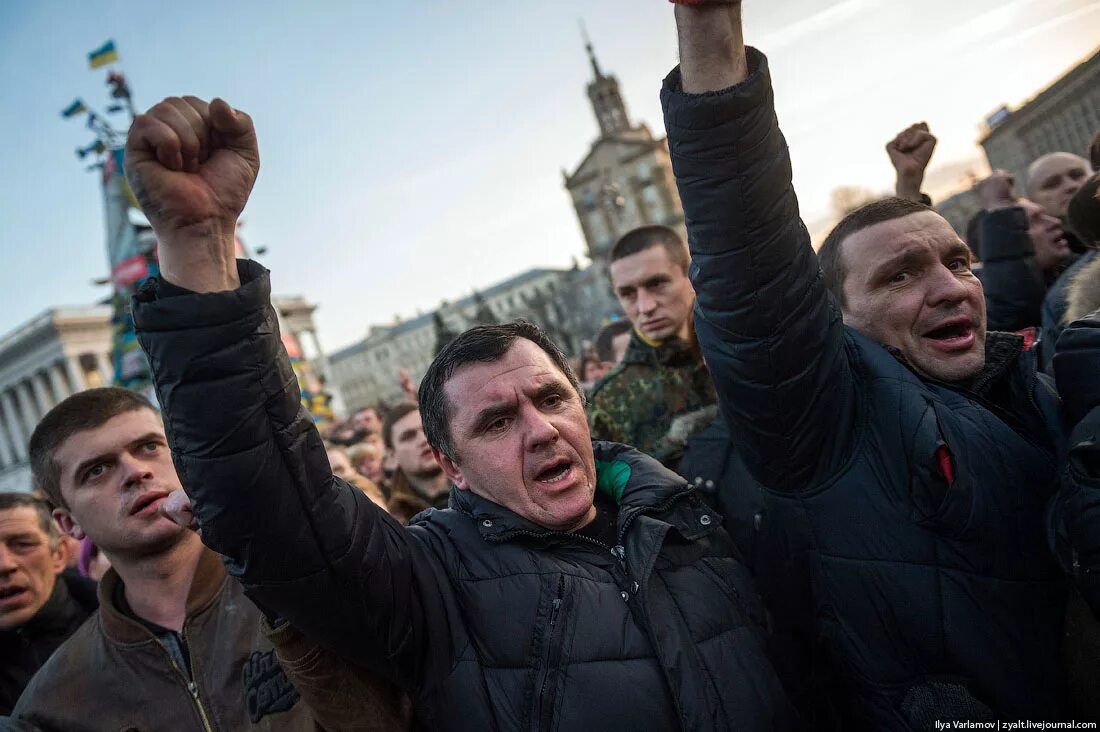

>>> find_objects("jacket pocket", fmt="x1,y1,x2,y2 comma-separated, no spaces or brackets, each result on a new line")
908,400,978,539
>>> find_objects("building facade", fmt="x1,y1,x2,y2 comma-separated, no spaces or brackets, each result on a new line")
563,40,686,266
0,306,114,493
980,47,1100,189
0,294,329,493
330,267,620,412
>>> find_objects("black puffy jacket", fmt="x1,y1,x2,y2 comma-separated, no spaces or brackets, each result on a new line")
132,261,795,731
662,50,1068,728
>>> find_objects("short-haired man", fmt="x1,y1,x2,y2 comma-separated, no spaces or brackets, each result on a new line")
594,318,632,366
13,388,318,730
380,402,450,522
122,95,795,729
0,494,97,714
353,405,383,437
1027,152,1092,222
666,3,1068,726
587,225,717,465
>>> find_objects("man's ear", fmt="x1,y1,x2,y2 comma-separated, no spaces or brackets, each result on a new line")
433,448,469,492
53,508,85,542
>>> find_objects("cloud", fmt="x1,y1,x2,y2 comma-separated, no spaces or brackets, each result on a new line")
757,0,880,50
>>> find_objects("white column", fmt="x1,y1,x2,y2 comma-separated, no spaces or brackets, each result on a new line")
64,356,85,394
14,381,40,440
30,372,53,414
47,362,70,403
1,389,28,462
96,352,114,388
0,415,15,468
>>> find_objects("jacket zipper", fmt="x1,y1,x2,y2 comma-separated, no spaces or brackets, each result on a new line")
156,635,215,732
535,576,566,730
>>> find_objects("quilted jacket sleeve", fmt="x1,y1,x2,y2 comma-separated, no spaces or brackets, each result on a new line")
1051,311,1100,614
132,260,460,691
660,49,854,492
980,206,1047,332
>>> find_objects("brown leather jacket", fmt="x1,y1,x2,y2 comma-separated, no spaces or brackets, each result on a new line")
262,617,412,731
13,549,319,732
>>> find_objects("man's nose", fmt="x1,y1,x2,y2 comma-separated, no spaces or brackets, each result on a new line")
636,289,657,314
0,546,16,573
926,265,970,306
523,409,559,450
120,454,154,488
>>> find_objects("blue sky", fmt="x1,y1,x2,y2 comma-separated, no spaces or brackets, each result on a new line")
1,0,1098,354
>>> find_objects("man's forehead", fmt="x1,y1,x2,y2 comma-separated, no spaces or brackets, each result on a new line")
610,246,675,287
1033,154,1088,182
0,506,45,537
54,408,164,465
444,342,564,414
844,212,959,265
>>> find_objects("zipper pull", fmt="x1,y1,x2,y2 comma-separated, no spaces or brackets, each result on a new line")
188,681,199,699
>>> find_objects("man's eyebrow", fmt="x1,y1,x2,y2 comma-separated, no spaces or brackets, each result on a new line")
533,382,569,401
868,249,928,282
70,432,163,482
71,451,115,483
469,401,517,434
2,532,42,543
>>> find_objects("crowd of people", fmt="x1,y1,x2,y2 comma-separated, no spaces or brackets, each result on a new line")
3,1,1100,729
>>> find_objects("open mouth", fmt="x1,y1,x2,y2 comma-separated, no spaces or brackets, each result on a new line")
130,492,168,516
535,459,573,484
0,586,28,603
923,319,975,351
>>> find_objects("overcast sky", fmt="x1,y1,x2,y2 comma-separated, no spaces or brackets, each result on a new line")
1,0,1097,354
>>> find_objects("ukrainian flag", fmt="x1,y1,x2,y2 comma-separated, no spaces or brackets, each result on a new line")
88,40,119,69
61,99,87,117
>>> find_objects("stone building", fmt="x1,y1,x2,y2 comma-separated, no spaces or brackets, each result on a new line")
0,294,328,493
563,39,686,267
980,47,1100,188
0,306,114,492
330,266,619,413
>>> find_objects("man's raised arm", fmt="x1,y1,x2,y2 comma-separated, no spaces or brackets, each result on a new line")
125,97,457,689
663,2,854,492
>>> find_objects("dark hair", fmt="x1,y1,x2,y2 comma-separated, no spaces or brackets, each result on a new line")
1090,130,1100,170
593,319,633,362
29,387,157,509
417,320,582,462
0,492,60,547
609,225,690,274
818,197,934,307
382,401,420,450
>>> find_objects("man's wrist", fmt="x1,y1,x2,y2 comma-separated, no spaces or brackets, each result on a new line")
675,3,748,93
155,221,241,293
895,176,924,203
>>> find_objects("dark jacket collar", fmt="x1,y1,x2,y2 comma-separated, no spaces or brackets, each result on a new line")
97,547,227,644
445,441,693,544
1,573,96,641
884,330,1026,395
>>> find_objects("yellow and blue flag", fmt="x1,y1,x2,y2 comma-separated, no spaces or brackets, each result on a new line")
61,99,87,117
88,40,119,69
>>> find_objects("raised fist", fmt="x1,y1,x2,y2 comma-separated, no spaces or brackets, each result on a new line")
125,96,259,291
887,122,937,184
976,170,1017,212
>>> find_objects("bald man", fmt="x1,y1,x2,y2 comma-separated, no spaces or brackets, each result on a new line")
1027,152,1091,221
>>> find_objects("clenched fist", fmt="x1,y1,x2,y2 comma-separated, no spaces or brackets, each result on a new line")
125,96,259,292
887,122,937,202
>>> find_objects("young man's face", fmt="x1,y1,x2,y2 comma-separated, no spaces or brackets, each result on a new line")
353,408,382,436
53,409,186,559
841,211,987,383
390,410,443,480
610,246,695,342
0,506,65,631
436,339,597,532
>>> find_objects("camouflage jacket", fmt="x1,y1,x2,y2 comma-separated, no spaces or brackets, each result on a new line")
587,330,717,466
